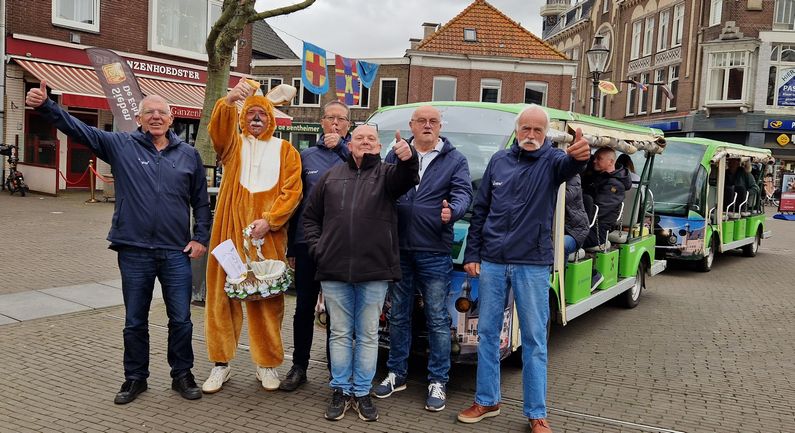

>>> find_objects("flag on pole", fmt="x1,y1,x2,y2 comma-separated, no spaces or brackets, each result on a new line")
357,60,380,89
335,55,361,105
85,48,144,132
302,42,329,95
660,84,674,100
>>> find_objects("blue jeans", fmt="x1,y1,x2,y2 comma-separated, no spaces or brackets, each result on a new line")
475,261,550,419
118,247,194,380
387,251,452,383
321,280,388,397
564,234,578,257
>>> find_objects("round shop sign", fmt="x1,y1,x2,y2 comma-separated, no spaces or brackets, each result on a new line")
777,133,791,146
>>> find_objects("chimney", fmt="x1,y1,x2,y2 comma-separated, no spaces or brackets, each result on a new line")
409,38,421,50
422,22,439,39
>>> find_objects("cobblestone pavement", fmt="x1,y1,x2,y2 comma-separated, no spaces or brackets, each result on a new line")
0,191,793,432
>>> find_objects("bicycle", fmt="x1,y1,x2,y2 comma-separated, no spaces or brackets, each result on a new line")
1,144,29,197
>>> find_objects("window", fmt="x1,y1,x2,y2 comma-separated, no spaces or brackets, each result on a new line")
357,86,370,108
480,79,501,103
256,77,283,95
379,79,397,107
291,78,320,106
774,0,795,29
464,28,477,41
52,0,99,32
658,10,670,52
150,0,238,60
626,75,637,116
652,69,666,112
524,82,548,105
766,44,795,107
570,77,577,111
432,76,457,101
710,0,723,26
643,17,655,56
631,21,642,59
667,65,679,110
603,0,609,14
707,52,748,102
638,72,650,114
672,3,684,47
24,111,58,167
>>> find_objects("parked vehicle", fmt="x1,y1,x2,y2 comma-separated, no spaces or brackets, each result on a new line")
368,102,667,363
1,144,28,197
648,138,772,271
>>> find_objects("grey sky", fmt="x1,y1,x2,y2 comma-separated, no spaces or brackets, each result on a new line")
255,0,548,59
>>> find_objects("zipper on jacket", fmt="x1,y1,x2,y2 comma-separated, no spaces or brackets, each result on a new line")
347,168,361,281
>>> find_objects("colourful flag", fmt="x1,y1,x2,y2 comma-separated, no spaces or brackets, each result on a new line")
85,48,144,132
302,42,328,95
357,60,380,89
335,55,360,106
660,84,674,100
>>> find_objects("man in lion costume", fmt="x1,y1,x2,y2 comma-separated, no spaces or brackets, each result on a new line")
202,78,302,393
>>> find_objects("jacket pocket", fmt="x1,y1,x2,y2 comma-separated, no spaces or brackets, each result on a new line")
112,198,124,229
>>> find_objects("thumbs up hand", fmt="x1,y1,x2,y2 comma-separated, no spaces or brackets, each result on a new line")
25,80,47,108
226,77,256,105
441,199,452,224
566,127,590,161
393,130,412,161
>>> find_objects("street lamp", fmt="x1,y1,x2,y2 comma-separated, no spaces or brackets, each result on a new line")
586,35,610,117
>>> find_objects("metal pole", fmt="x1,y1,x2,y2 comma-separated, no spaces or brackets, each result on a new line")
591,71,600,117
85,160,98,203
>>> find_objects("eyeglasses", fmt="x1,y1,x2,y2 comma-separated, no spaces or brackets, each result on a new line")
322,115,350,123
411,118,441,126
139,109,171,118
354,121,379,132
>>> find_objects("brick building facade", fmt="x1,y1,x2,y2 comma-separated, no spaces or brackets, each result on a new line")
2,0,254,194
542,0,795,174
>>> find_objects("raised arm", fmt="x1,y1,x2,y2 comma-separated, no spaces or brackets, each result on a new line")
207,78,255,163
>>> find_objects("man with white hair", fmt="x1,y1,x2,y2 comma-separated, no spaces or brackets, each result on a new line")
457,105,590,433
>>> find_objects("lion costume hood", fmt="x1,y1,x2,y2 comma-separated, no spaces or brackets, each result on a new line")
239,93,277,141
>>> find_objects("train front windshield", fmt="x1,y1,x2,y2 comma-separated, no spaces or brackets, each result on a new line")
647,140,706,216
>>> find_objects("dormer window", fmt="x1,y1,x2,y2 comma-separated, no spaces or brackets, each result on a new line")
464,28,477,42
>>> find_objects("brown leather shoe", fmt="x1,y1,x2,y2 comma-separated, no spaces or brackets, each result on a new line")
530,418,552,433
457,402,501,423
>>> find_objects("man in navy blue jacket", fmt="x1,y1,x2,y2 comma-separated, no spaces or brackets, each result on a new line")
373,106,472,412
26,82,210,405
281,101,351,391
457,105,590,433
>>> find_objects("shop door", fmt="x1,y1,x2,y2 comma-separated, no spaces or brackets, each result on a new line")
66,113,98,188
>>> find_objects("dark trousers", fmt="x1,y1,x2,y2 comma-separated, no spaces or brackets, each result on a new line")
117,247,194,380
290,243,330,371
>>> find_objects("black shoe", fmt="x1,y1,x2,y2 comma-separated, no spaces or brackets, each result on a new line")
279,365,307,392
353,395,379,421
325,388,351,421
591,271,604,292
172,372,202,400
114,379,147,404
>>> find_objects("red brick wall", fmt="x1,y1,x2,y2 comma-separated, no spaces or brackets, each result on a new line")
407,65,572,110
6,0,252,73
703,0,773,40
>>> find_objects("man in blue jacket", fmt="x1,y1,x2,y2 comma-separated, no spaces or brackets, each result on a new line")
373,105,472,412
26,82,210,405
456,105,590,433
281,101,351,391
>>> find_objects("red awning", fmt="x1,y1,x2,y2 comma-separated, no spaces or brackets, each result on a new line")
13,58,292,125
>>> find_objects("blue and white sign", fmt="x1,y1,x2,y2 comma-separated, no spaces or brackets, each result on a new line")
764,118,795,130
778,67,795,106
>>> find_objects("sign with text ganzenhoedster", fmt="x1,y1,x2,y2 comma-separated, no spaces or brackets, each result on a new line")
764,118,795,130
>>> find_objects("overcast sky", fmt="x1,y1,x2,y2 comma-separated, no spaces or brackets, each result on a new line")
255,0,547,59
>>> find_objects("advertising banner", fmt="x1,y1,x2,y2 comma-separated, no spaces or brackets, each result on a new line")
777,67,795,107
86,48,144,131
780,173,795,212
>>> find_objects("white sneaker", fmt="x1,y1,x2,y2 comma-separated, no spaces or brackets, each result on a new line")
256,367,280,391
202,366,231,394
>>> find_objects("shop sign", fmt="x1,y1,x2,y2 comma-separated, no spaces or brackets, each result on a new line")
780,173,795,212
126,60,201,81
171,106,201,119
764,118,795,131
276,123,321,134
777,134,791,146
778,67,795,106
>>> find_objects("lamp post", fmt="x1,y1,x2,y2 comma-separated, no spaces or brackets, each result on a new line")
586,35,610,117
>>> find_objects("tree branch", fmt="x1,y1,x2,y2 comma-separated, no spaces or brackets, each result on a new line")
250,0,316,22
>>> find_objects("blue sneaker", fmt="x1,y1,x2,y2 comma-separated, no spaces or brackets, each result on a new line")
425,382,446,412
372,372,406,398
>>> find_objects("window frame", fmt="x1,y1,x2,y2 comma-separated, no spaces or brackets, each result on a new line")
710,0,723,27
463,28,477,42
524,81,548,105
148,0,227,61
643,16,655,57
432,76,457,101
667,65,679,111
774,0,795,30
652,68,666,113
291,77,320,107
672,3,684,48
626,75,637,116
638,72,650,115
706,51,749,103
658,10,670,52
603,0,609,14
51,0,100,33
255,77,283,95
480,78,502,103
631,21,642,60
378,78,398,108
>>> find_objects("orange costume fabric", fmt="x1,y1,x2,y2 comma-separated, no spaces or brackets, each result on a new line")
205,95,302,367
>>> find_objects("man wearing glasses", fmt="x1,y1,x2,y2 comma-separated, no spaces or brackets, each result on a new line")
25,82,210,405
281,101,352,392
374,105,472,412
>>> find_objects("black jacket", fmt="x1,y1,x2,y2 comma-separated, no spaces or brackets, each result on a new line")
565,174,589,248
582,165,632,228
303,151,419,282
